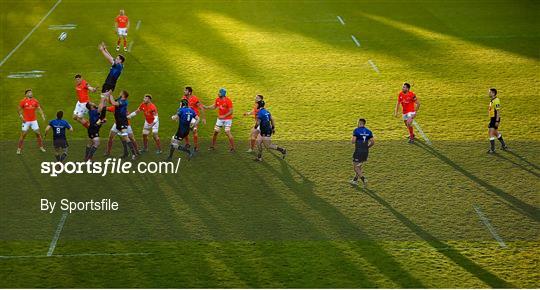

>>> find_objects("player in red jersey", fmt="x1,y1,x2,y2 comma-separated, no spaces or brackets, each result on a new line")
204,88,235,151
73,74,97,128
182,87,206,151
243,94,264,152
127,94,162,154
17,89,46,154
394,83,420,143
115,9,129,52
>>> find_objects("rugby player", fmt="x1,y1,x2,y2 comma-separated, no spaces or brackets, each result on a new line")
253,100,286,161
73,74,97,128
243,94,263,153
45,111,73,161
204,88,235,152
182,87,205,151
350,118,374,188
104,105,139,156
167,99,199,160
127,94,161,154
108,90,137,159
98,42,125,123
115,9,129,52
394,83,420,143
85,99,106,161
17,89,46,154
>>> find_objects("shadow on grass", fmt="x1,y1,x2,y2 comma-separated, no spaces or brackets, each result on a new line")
506,150,540,171
494,152,540,178
414,141,539,222
362,187,514,288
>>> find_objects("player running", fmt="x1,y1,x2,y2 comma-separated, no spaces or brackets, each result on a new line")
108,90,137,159
253,100,287,162
167,99,199,160
45,111,73,162
182,87,206,151
127,94,162,154
73,74,97,128
393,83,420,143
243,94,264,153
115,9,130,52
487,88,508,153
204,88,235,151
350,118,375,188
17,89,46,154
98,42,125,123
85,99,106,161
104,105,139,156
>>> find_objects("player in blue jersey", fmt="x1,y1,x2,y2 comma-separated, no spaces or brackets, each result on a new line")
167,99,199,160
254,100,287,162
84,98,106,161
108,90,137,159
350,118,375,188
44,111,73,162
98,42,125,123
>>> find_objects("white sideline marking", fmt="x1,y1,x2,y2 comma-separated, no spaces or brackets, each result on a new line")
0,0,62,67
136,20,142,30
47,212,68,256
48,24,77,30
0,252,151,259
337,16,345,25
128,41,134,52
473,205,507,248
7,70,45,79
412,120,431,145
351,35,361,47
368,60,380,74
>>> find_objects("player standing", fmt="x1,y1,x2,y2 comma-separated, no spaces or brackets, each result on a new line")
243,94,263,152
182,87,206,151
73,74,97,128
115,9,129,52
487,88,508,153
127,94,162,154
204,88,235,151
104,106,139,156
17,89,46,154
85,99,106,161
350,118,375,188
45,111,73,161
108,90,137,159
167,99,199,160
393,83,420,143
253,100,287,162
98,42,125,123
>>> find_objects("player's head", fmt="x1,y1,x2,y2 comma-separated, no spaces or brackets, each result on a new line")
184,86,193,96
181,99,189,108
257,100,265,109
218,88,227,98
255,94,264,102
56,111,64,119
489,88,497,98
86,102,96,110
74,74,82,84
115,54,125,64
402,83,411,93
25,88,33,98
144,94,152,103
119,9,125,15
358,118,366,127
120,90,129,99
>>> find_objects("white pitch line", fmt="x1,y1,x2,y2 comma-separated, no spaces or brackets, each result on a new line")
337,16,345,25
0,252,151,259
136,20,142,30
473,205,507,248
351,35,361,47
47,212,68,256
128,41,134,52
0,0,62,67
412,120,431,145
368,60,380,74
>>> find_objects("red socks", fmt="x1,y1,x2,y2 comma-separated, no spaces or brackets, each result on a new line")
143,135,148,150
408,126,414,137
36,134,43,147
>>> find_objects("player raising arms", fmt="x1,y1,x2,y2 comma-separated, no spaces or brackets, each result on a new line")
182,87,205,151
17,89,46,154
487,88,509,153
127,94,162,154
167,99,199,160
84,99,106,161
204,88,235,152
253,100,287,162
115,9,129,52
73,74,97,128
243,94,263,153
350,118,374,188
104,105,139,156
108,90,138,159
393,83,420,143
45,111,73,162
98,42,125,123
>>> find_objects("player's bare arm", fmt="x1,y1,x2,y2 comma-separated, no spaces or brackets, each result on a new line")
254,118,261,129
351,136,357,144
44,125,51,137
203,104,216,110
415,98,420,114
38,106,46,121
127,109,141,119
99,43,115,64
197,102,206,124
270,117,276,134
17,106,24,121
219,108,233,119
394,99,400,117
368,138,375,148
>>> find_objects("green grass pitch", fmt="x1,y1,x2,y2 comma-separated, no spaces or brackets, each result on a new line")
1,0,539,288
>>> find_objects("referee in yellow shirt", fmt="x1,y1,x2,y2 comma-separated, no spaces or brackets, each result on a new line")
487,88,509,153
